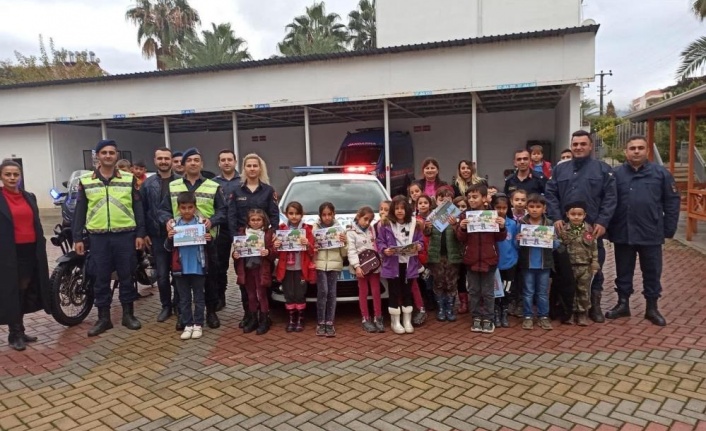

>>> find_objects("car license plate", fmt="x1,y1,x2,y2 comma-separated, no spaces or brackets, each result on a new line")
339,269,356,281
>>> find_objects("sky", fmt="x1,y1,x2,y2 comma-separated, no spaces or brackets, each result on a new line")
0,0,704,110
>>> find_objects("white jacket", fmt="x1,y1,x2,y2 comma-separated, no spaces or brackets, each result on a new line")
346,223,378,272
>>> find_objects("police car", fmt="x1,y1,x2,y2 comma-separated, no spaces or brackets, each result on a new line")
271,172,391,303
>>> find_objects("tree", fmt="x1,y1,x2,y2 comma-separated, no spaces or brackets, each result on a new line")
348,0,376,51
677,1,706,79
125,0,201,70
164,23,251,69
0,35,105,85
605,101,617,118
581,98,599,118
277,2,349,56
694,0,706,19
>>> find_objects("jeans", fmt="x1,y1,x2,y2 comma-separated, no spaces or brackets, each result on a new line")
90,232,137,308
386,264,413,308
316,270,338,324
175,274,205,326
151,234,172,309
467,269,495,320
358,272,382,319
590,238,605,293
523,269,550,318
204,241,219,310
614,243,663,299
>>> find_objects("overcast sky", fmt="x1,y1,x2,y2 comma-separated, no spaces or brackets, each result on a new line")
1,0,704,109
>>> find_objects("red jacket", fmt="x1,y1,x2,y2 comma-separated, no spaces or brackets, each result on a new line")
455,214,506,272
275,223,317,283
234,228,277,288
539,160,552,179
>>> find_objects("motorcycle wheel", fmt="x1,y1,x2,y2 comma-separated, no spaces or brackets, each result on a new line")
50,261,94,326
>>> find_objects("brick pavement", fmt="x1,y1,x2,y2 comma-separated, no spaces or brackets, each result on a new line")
0,239,705,430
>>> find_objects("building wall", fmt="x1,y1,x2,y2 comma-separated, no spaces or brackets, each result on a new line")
378,0,582,48
553,86,581,159
0,125,54,208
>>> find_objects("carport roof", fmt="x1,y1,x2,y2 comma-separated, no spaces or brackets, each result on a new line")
69,84,573,133
0,24,599,91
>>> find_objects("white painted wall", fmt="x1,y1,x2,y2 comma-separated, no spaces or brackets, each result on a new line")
50,124,162,191
0,31,596,126
478,109,556,186
378,0,582,48
553,85,581,159
0,125,54,208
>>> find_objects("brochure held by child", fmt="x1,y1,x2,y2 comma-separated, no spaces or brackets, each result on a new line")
314,225,345,250
233,231,265,258
428,201,462,232
465,210,499,233
276,229,306,251
388,243,419,257
519,224,555,249
173,223,207,247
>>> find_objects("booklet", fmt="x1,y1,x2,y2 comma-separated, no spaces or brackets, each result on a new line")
314,225,345,250
466,210,499,233
233,231,265,258
519,224,555,249
173,223,206,247
276,229,306,251
388,243,418,257
428,201,462,232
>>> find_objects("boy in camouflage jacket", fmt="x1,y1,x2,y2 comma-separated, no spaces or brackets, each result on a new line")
559,201,600,326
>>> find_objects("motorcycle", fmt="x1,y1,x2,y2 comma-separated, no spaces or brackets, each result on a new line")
48,170,157,326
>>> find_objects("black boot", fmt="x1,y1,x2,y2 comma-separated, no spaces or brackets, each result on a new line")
206,308,220,329
88,307,113,337
500,307,510,328
121,303,142,330
256,311,271,335
8,324,26,351
19,321,37,343
157,306,172,322
605,295,631,320
493,305,501,327
216,290,226,312
645,297,667,326
286,310,296,332
589,291,605,323
243,311,258,334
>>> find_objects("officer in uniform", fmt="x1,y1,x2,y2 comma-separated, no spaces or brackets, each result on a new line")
546,130,617,323
73,139,145,336
559,201,599,326
213,149,240,312
159,148,230,329
504,149,546,197
605,135,680,326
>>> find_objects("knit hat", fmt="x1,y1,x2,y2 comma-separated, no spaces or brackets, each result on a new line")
181,148,201,165
564,201,587,213
95,139,117,153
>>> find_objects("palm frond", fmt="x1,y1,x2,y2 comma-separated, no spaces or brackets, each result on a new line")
677,36,706,79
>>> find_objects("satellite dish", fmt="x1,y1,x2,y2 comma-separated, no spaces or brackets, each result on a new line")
582,18,597,26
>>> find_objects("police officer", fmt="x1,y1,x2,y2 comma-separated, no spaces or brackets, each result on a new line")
171,151,185,176
545,130,617,323
213,149,240,312
504,149,546,197
140,147,179,323
159,148,230,329
73,139,146,336
605,135,680,326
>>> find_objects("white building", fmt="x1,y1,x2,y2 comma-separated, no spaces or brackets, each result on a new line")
0,0,597,208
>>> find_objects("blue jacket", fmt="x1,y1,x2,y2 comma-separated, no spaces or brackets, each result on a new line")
496,217,519,270
608,161,681,245
140,172,179,238
214,172,240,235
545,156,617,228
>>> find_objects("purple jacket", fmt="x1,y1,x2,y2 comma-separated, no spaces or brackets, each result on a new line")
375,221,424,279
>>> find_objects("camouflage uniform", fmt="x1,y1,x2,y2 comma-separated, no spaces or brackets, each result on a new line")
560,223,600,313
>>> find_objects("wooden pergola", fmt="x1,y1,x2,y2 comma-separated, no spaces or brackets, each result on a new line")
626,84,706,241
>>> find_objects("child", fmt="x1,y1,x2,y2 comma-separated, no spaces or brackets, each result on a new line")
452,196,469,314
376,195,424,334
274,201,316,332
232,209,276,335
116,159,132,174
486,185,498,208
559,201,599,326
529,145,552,179
456,184,506,334
167,192,212,340
517,194,560,331
132,160,148,189
491,193,519,328
408,181,423,213
416,194,434,220
313,202,347,337
347,206,384,333
373,200,391,238
426,186,463,322
413,194,434,323
510,189,528,222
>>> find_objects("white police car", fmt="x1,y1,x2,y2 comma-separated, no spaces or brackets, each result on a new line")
271,172,391,303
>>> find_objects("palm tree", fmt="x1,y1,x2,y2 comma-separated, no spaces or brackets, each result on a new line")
694,0,706,19
164,23,251,69
277,2,349,56
677,1,706,79
125,0,201,70
348,0,376,51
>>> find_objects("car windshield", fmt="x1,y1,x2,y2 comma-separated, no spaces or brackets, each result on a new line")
283,180,388,215
335,147,381,165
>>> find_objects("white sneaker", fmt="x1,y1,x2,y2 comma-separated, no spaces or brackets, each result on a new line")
181,325,194,340
191,325,203,339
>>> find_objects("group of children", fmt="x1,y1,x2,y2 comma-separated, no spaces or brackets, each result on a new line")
169,149,599,339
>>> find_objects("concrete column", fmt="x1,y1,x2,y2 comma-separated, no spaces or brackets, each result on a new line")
163,117,171,149
383,99,391,194
471,92,478,166
232,112,240,162
304,107,311,166
100,120,107,140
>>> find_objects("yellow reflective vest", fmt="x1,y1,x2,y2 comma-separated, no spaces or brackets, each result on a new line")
169,178,220,237
80,171,137,233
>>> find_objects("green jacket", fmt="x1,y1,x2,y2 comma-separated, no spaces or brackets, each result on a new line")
426,225,463,264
